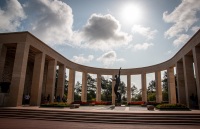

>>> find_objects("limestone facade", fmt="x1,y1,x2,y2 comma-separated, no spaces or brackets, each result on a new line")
0,30,200,109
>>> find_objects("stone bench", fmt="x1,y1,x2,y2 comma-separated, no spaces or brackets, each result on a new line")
70,104,80,109
147,105,154,111
89,103,95,106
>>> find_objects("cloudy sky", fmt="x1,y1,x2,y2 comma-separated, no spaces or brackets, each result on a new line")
0,0,200,88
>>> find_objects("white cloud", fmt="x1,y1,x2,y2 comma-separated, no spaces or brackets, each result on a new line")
163,0,200,39
191,26,200,33
96,51,125,67
129,43,154,51
75,14,132,51
166,50,172,55
173,34,189,46
132,25,158,40
0,0,26,31
0,1,132,51
24,0,73,45
71,54,94,64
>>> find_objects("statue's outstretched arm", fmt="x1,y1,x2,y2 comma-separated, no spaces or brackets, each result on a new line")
119,67,121,78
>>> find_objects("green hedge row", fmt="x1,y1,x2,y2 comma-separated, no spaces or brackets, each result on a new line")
40,102,70,107
156,103,189,110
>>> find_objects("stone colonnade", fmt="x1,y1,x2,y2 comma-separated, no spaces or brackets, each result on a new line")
0,30,200,109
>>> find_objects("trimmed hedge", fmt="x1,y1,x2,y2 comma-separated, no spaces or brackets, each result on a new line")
156,103,190,110
71,101,112,106
95,101,112,105
128,101,145,105
40,102,70,107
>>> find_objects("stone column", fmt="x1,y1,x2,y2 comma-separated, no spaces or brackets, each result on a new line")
127,74,131,103
142,73,147,102
81,72,87,102
30,53,45,106
176,61,186,105
67,69,75,104
155,71,162,103
183,55,196,108
0,44,7,82
193,47,200,109
96,74,101,102
56,64,66,98
112,74,115,105
167,67,177,104
45,60,57,103
7,43,29,106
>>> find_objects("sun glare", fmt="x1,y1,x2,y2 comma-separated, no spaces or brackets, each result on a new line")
121,3,142,24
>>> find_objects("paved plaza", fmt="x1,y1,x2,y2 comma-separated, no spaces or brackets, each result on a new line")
4,105,200,114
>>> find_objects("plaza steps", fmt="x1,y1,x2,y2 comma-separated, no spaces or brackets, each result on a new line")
0,108,200,125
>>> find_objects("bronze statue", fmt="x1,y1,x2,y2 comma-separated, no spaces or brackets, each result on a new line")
111,67,121,103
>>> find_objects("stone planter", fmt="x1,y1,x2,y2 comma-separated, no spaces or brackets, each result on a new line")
89,103,95,106
70,104,80,109
147,105,154,110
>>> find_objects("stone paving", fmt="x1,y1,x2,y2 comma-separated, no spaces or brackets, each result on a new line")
5,105,198,115
65,105,147,111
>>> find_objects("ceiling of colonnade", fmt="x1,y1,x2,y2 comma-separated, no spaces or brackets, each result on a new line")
0,0,200,70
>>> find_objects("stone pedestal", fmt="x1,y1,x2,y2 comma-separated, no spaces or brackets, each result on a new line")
115,100,121,106
147,105,154,110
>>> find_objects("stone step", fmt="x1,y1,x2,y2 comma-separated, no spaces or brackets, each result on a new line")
0,115,199,125
0,111,200,119
0,108,200,125
0,110,199,118
1,113,200,120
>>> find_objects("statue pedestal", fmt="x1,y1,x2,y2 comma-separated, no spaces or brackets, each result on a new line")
115,100,121,106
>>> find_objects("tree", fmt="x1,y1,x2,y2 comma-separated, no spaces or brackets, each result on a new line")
147,80,156,93
147,80,156,101
131,85,138,100
162,71,168,92
54,69,59,96
101,76,112,101
55,69,68,97
162,71,168,101
75,81,81,95
87,74,96,101
119,81,126,101
130,85,142,101
74,81,81,101
135,89,142,101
